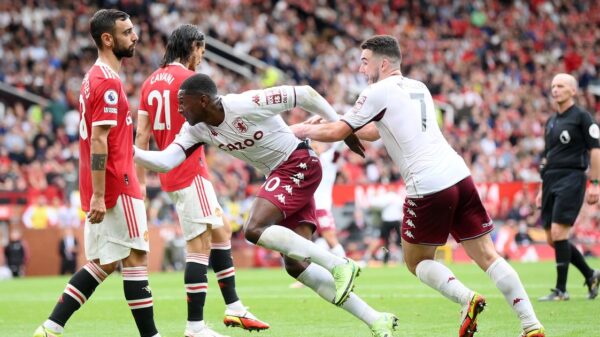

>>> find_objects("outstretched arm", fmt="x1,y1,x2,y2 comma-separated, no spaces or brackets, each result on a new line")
134,143,187,173
291,120,365,157
294,85,340,122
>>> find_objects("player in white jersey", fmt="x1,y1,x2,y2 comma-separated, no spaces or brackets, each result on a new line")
133,73,398,337
291,35,545,337
313,141,346,257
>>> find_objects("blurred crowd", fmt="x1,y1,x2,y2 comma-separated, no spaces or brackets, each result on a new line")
1,0,599,250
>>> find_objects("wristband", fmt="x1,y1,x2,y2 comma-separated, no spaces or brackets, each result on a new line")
591,179,599,186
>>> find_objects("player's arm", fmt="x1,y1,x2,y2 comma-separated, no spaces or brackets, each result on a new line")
134,112,152,198
294,85,339,122
134,143,186,173
582,112,600,204
291,120,365,157
355,122,380,141
88,124,110,224
134,122,205,172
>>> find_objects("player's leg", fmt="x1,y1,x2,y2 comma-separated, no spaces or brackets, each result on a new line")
34,210,118,337
403,241,475,306
245,198,358,305
182,230,214,336
316,209,346,257
168,176,230,336
121,249,160,337
33,260,115,337
211,217,269,331
243,197,345,270
403,179,484,337
117,195,159,337
287,224,398,336
462,235,543,335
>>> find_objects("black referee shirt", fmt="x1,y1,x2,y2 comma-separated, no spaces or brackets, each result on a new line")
543,104,600,172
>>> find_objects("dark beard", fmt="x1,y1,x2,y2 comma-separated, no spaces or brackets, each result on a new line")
113,44,135,59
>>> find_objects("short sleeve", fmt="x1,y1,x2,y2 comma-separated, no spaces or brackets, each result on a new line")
91,78,121,127
341,85,387,131
581,111,600,149
138,85,149,117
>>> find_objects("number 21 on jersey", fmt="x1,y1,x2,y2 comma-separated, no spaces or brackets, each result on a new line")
148,90,171,131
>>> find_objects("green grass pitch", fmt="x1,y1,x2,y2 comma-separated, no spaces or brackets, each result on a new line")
1,260,598,336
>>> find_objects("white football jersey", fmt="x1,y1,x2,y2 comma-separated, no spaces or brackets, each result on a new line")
342,75,470,197
174,86,301,176
313,142,341,211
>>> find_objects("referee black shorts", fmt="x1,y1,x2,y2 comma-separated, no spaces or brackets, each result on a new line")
541,169,586,229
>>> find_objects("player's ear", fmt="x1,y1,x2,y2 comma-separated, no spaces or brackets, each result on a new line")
101,32,113,49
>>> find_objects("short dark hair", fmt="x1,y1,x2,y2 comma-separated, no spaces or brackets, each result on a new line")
180,73,217,97
160,24,205,67
360,35,402,65
90,9,130,49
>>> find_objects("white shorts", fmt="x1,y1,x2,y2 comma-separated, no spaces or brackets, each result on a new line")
85,194,149,265
168,175,224,241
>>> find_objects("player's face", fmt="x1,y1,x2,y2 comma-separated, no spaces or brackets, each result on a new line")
188,42,206,72
551,75,576,105
111,19,138,59
177,90,206,126
359,49,381,84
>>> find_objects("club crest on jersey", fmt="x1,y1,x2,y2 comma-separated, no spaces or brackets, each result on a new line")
233,117,248,133
352,95,367,113
104,89,118,105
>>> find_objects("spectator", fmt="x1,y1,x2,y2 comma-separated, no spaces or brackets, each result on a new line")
4,228,28,277
58,227,78,275
22,195,57,229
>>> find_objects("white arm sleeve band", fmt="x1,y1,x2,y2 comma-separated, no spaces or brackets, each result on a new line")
133,143,186,173
295,85,340,122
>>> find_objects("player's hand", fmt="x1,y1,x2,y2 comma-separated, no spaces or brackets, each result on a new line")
344,133,365,158
88,194,106,224
304,115,324,125
586,184,599,204
289,123,308,139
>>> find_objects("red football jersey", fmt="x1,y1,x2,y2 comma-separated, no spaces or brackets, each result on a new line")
138,63,208,192
79,61,142,212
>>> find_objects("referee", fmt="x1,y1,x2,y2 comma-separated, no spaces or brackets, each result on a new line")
536,73,600,301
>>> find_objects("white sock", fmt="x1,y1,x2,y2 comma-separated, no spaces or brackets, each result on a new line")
226,300,245,312
297,263,380,326
43,320,63,333
330,244,347,258
257,225,346,271
186,320,205,332
151,334,161,337
416,259,472,305
486,258,540,331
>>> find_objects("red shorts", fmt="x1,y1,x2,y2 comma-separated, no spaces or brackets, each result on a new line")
315,209,336,234
257,148,321,230
401,176,493,245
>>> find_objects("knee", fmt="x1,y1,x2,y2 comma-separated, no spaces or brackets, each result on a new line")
243,221,263,244
284,259,307,278
97,260,118,275
122,249,148,267
404,255,424,276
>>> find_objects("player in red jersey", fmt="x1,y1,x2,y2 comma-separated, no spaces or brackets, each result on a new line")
135,25,268,337
34,9,161,337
